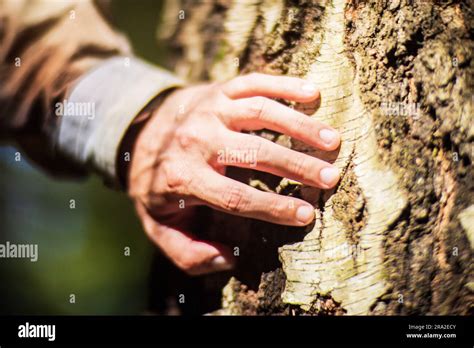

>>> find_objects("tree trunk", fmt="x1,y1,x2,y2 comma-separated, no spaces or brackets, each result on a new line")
162,0,473,315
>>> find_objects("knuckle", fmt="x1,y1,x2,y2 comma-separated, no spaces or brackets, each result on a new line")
222,184,248,212
244,134,262,152
289,154,310,178
176,127,201,149
224,75,246,95
232,134,264,166
247,136,264,163
163,162,193,192
247,97,267,120
209,81,222,92
294,114,307,131
214,96,234,119
267,197,286,219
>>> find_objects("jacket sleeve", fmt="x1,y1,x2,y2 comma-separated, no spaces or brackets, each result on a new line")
0,0,183,185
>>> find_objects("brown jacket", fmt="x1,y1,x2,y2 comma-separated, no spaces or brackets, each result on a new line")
0,0,182,184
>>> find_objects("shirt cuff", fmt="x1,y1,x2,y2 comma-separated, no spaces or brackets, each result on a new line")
56,56,184,186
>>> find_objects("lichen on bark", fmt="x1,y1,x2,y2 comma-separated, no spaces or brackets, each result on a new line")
345,0,473,315
162,0,473,315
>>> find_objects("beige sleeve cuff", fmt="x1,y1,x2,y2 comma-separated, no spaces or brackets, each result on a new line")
56,56,184,186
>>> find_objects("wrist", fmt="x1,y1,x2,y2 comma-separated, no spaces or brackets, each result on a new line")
117,87,179,190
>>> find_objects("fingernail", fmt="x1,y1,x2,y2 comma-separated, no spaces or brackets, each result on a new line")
320,167,340,187
301,83,317,94
319,128,338,145
210,256,233,271
296,205,314,224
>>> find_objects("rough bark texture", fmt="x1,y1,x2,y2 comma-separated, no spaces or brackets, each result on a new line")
162,0,473,315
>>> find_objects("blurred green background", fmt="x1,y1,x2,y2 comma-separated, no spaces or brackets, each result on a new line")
0,0,170,315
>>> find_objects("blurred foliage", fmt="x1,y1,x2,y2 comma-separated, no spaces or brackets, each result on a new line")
0,0,171,314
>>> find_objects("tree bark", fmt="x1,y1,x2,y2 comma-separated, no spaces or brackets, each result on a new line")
163,0,473,315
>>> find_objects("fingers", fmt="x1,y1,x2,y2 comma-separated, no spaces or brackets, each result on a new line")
136,203,235,275
192,167,316,226
226,97,340,151
217,132,340,189
221,73,320,103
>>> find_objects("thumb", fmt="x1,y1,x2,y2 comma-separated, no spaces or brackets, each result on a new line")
136,202,235,275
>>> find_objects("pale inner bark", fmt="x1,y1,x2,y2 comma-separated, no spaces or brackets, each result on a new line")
278,0,407,314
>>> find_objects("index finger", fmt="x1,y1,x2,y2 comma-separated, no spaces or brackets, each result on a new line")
191,167,316,226
221,73,321,103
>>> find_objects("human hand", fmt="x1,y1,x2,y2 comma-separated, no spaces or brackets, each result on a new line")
127,73,341,275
